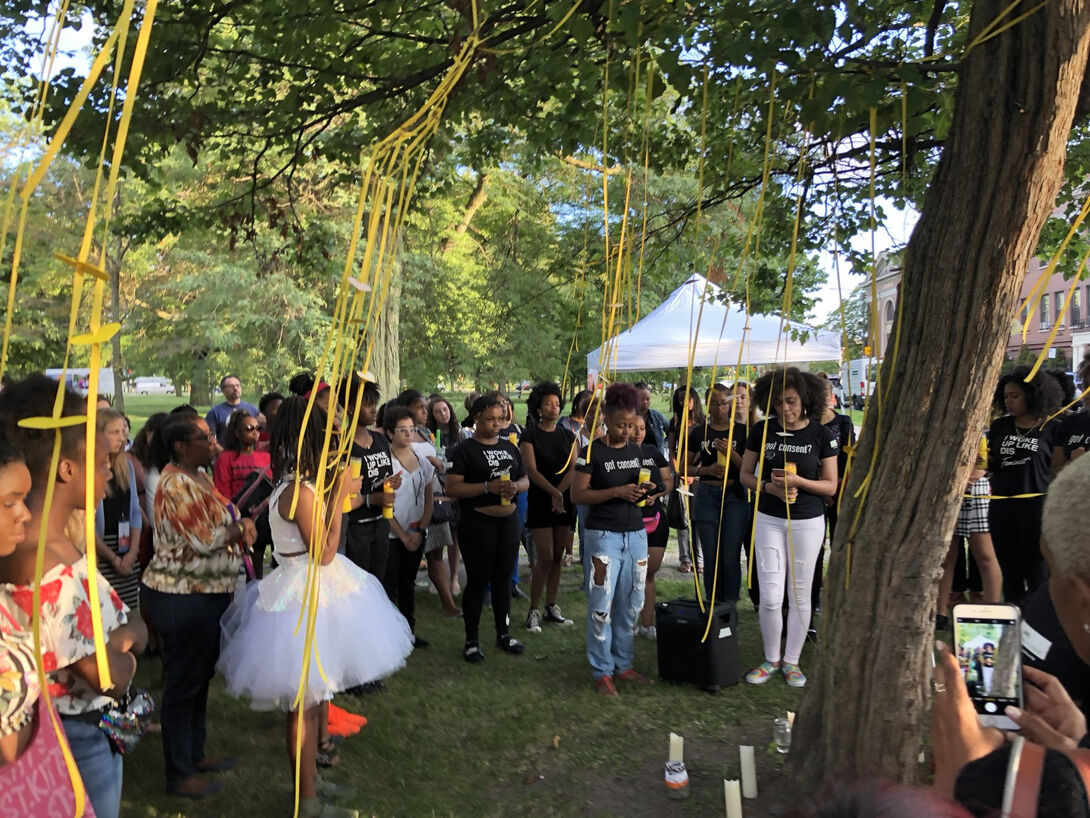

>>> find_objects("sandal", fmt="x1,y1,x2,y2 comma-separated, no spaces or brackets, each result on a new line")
316,739,340,768
678,563,693,574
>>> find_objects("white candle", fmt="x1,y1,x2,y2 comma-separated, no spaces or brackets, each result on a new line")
739,745,757,799
724,779,743,818
668,732,684,763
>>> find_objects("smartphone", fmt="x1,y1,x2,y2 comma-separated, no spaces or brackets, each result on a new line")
951,603,1023,730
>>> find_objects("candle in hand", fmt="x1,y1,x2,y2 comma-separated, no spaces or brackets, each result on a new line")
668,732,684,763
740,745,757,798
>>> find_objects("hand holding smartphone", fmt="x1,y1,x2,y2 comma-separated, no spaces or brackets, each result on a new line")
951,603,1024,730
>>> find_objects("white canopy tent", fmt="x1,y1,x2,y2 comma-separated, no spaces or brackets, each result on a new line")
586,274,841,375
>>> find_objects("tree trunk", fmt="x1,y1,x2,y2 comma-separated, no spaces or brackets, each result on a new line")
992,627,1020,698
190,352,212,407
107,249,125,413
441,171,489,254
794,0,1090,787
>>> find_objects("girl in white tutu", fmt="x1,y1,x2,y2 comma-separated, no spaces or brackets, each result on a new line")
218,397,413,817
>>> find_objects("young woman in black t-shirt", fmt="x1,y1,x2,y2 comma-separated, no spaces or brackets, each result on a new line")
813,378,856,613
521,381,578,633
689,384,749,604
988,367,1064,604
633,415,672,639
337,376,401,584
667,385,705,573
445,395,531,663
739,368,838,689
571,384,659,696
427,396,464,609
1050,351,1090,478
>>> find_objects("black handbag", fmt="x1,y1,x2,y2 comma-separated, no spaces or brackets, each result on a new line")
665,475,689,530
431,494,457,525
232,467,274,550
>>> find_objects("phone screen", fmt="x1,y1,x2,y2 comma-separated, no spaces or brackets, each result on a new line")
953,612,1022,718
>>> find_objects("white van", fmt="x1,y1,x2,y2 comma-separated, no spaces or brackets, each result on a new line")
45,368,115,398
131,377,176,395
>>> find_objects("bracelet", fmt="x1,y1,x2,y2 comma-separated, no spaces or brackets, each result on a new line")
364,493,371,509
482,482,489,496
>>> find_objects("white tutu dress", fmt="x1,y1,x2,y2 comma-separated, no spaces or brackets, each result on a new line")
217,480,414,710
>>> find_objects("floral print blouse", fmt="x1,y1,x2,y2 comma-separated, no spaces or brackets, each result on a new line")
0,557,128,716
143,464,242,594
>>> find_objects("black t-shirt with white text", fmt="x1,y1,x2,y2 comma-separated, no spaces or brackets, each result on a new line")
520,425,576,487
449,438,526,513
576,441,646,532
347,433,392,522
640,444,670,518
987,416,1060,497
1057,411,1090,459
687,422,748,483
745,418,838,520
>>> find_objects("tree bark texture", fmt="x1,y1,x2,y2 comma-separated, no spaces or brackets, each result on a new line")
441,171,489,254
107,250,125,413
794,0,1090,787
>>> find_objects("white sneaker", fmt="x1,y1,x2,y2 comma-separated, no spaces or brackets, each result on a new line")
544,604,574,627
525,609,542,633
639,625,657,640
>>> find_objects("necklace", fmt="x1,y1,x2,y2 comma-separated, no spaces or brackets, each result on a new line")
1013,417,1040,437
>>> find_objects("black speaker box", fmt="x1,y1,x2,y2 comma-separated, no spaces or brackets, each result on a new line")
654,598,739,692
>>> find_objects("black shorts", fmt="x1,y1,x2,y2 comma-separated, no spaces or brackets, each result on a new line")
526,487,576,529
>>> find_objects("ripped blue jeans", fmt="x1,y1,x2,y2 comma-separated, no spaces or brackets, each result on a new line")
584,528,649,679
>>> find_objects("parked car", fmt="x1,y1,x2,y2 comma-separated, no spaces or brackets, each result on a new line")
131,377,176,395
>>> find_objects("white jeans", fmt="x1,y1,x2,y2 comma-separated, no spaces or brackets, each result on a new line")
754,512,826,665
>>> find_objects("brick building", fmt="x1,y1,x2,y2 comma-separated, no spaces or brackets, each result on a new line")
867,251,1089,369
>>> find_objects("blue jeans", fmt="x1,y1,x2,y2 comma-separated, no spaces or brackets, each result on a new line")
576,504,590,585
511,490,529,585
693,482,750,603
61,715,123,818
584,528,648,679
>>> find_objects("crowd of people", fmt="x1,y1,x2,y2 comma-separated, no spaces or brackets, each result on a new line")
0,348,1088,816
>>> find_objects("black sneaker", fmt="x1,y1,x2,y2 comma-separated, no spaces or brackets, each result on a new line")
413,635,430,649
510,584,529,600
495,635,525,655
463,642,485,663
543,603,574,626
345,680,385,696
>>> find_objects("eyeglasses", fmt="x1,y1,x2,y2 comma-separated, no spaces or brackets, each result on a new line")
188,432,215,443
242,425,259,432
394,426,415,434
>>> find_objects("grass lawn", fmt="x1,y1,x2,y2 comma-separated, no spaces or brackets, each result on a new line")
121,553,812,818
116,395,208,430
